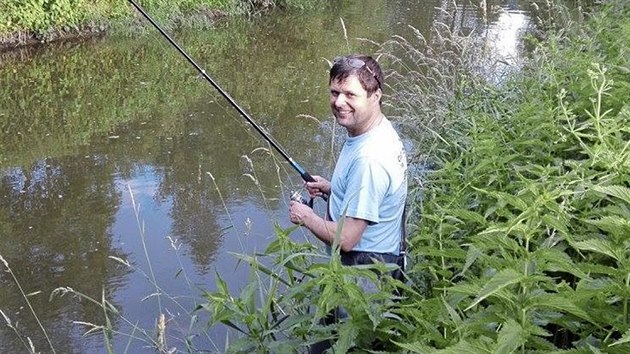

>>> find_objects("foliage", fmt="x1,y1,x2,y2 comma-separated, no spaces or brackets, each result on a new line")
199,224,411,353
197,0,630,352
0,0,322,42
2,0,87,34
403,0,630,351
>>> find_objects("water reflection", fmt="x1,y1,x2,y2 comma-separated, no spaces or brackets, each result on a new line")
0,0,538,352
0,157,129,352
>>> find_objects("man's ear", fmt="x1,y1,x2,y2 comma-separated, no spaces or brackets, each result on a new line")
372,88,382,102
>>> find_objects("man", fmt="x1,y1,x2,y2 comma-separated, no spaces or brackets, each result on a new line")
288,54,407,280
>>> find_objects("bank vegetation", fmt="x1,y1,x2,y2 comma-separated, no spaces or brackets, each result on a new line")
0,0,319,49
199,0,630,352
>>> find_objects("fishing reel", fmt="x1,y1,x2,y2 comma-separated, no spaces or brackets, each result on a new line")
290,191,308,205
290,191,313,208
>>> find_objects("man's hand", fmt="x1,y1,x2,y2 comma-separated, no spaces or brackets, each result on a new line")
305,175,331,198
288,200,316,225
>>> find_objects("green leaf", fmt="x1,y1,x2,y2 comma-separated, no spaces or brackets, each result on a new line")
465,268,525,311
417,247,467,259
456,245,482,279
442,296,463,329
533,248,589,279
574,239,621,262
495,319,526,354
434,340,490,354
591,184,630,205
446,208,487,224
609,328,630,347
334,321,359,353
541,214,570,240
473,187,529,211
585,216,630,236
392,340,434,353
535,293,597,324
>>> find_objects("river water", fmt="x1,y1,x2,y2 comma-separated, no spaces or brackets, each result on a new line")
0,0,536,352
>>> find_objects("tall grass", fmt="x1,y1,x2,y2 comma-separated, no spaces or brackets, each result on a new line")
196,0,630,352
0,256,55,354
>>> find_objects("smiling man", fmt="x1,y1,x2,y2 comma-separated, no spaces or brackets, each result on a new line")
288,54,408,280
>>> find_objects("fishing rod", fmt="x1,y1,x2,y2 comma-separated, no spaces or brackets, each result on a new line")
128,0,320,192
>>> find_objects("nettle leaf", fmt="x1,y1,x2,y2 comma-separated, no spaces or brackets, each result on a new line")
418,247,467,259
334,322,359,353
392,341,434,353
442,296,463,328
446,208,487,225
574,239,621,262
433,339,491,354
477,227,522,252
535,293,596,324
609,328,630,347
533,248,589,279
576,262,620,277
449,282,483,297
541,214,570,240
495,319,526,354
473,187,529,211
585,215,630,236
465,268,525,311
591,184,630,205
456,245,483,278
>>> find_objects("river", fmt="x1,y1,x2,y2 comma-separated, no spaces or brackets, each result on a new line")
0,0,535,352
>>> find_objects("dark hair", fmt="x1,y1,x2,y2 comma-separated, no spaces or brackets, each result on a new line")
329,54,383,97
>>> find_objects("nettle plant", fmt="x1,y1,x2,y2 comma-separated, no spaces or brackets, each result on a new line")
410,32,630,354
200,224,412,353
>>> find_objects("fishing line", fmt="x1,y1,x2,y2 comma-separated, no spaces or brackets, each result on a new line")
128,0,319,194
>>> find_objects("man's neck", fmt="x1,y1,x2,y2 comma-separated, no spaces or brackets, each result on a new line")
348,111,384,137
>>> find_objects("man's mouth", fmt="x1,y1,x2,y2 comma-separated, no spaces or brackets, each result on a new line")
336,110,352,117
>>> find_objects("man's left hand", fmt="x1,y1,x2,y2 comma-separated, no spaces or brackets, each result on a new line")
288,200,314,225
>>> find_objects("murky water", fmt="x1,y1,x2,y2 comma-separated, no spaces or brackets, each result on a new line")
0,0,536,352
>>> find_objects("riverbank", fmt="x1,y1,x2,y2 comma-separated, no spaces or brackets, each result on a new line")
0,0,317,52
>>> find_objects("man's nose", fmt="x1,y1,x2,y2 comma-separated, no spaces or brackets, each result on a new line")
334,94,346,107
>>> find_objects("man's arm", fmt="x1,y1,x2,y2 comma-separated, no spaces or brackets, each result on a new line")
289,201,367,252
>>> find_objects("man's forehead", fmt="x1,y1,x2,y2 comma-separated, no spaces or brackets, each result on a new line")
330,75,364,90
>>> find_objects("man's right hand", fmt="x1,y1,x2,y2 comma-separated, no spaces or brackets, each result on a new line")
305,175,331,198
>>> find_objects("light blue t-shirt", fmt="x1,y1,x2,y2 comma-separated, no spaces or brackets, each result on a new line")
328,117,407,255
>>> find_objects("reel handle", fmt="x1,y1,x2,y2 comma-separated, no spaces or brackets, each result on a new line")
290,191,314,208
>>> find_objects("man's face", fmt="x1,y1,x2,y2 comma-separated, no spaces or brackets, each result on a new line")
329,75,381,137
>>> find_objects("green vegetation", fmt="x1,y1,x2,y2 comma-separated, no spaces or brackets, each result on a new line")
0,0,321,46
197,0,630,352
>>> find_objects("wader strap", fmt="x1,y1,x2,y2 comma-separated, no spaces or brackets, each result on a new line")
400,204,407,255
